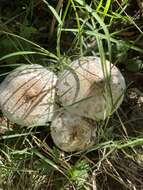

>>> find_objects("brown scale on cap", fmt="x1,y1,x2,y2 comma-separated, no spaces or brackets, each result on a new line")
0,64,58,126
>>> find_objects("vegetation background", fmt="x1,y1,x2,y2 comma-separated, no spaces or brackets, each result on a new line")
0,0,143,189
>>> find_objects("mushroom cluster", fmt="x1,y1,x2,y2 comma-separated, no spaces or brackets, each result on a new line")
0,56,126,152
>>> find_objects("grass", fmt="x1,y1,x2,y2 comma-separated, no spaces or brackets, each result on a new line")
0,0,143,189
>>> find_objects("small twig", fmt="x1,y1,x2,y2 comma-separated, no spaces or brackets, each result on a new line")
92,170,98,190
137,0,143,15
49,0,64,39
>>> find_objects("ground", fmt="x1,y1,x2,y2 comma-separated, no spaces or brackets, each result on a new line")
0,0,143,190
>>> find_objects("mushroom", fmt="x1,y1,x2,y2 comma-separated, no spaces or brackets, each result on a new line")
0,64,57,126
57,56,126,120
50,111,96,152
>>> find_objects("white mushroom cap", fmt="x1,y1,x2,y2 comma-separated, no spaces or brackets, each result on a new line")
51,112,96,152
57,56,126,120
0,64,57,126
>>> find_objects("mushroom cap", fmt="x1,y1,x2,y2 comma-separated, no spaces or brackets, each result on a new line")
51,112,96,152
0,64,57,126
57,56,126,120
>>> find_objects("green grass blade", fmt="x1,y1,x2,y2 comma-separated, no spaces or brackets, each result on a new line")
0,30,58,60
0,51,48,62
103,0,111,16
33,150,68,178
42,0,62,25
